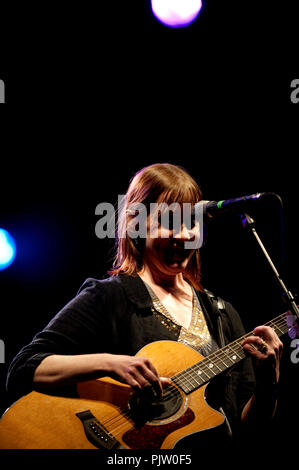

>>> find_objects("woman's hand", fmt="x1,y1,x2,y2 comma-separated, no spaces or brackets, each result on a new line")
102,354,171,397
241,325,283,386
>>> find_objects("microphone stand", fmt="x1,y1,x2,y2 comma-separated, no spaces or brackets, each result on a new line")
240,213,299,320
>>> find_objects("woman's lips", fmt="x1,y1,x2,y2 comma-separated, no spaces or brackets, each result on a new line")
165,247,189,262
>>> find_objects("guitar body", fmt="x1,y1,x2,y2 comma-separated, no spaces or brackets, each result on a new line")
0,340,225,449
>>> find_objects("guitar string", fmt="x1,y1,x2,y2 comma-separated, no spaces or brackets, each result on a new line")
147,285,288,393
101,383,182,437
153,313,288,393
103,320,287,437
181,316,288,389
173,313,288,388
100,314,288,435
101,323,290,438
99,314,288,435
104,343,283,436
99,314,288,434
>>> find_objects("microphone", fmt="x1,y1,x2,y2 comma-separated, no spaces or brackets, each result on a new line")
194,192,281,217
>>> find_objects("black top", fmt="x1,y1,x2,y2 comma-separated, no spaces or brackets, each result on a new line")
6,274,256,434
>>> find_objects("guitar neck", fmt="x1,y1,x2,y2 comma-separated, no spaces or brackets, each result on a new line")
172,311,290,394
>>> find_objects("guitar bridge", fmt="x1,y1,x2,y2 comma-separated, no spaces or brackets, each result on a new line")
76,410,121,449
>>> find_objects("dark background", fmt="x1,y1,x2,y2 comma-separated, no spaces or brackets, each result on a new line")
0,0,298,456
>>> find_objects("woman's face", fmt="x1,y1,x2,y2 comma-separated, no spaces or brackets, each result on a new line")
143,204,201,276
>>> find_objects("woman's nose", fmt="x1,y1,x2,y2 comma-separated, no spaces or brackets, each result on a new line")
173,224,194,240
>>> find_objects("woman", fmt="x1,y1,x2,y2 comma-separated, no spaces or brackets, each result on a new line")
6,163,283,447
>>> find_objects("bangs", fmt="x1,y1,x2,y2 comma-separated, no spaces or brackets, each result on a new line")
156,183,201,207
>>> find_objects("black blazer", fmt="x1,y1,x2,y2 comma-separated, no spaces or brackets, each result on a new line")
6,273,256,433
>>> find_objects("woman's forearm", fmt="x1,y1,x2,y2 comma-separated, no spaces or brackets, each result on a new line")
33,353,112,388
241,386,278,424
33,353,167,394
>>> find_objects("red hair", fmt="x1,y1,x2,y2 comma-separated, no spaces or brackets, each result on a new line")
109,163,203,291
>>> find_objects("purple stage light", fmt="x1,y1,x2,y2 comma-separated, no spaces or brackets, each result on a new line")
151,0,202,28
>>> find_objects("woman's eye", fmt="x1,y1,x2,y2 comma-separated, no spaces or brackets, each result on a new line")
190,214,196,228
168,212,174,230
184,214,195,230
157,212,174,230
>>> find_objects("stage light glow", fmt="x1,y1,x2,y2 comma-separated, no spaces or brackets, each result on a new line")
151,0,202,28
0,229,17,271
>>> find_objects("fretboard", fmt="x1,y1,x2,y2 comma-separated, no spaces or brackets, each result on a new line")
172,311,290,394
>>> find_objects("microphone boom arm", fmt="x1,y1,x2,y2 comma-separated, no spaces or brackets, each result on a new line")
241,213,299,320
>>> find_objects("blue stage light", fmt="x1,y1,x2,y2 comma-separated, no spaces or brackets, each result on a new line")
0,228,17,271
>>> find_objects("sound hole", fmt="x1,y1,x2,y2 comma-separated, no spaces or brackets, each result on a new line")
128,384,183,424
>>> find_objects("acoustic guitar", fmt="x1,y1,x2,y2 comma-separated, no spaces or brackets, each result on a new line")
0,310,296,449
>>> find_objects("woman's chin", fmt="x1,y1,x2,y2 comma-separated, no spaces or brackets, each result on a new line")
164,257,189,271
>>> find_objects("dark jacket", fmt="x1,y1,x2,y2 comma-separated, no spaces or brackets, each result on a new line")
6,274,255,434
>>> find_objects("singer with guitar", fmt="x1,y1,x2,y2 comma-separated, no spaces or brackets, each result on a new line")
2,163,284,450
